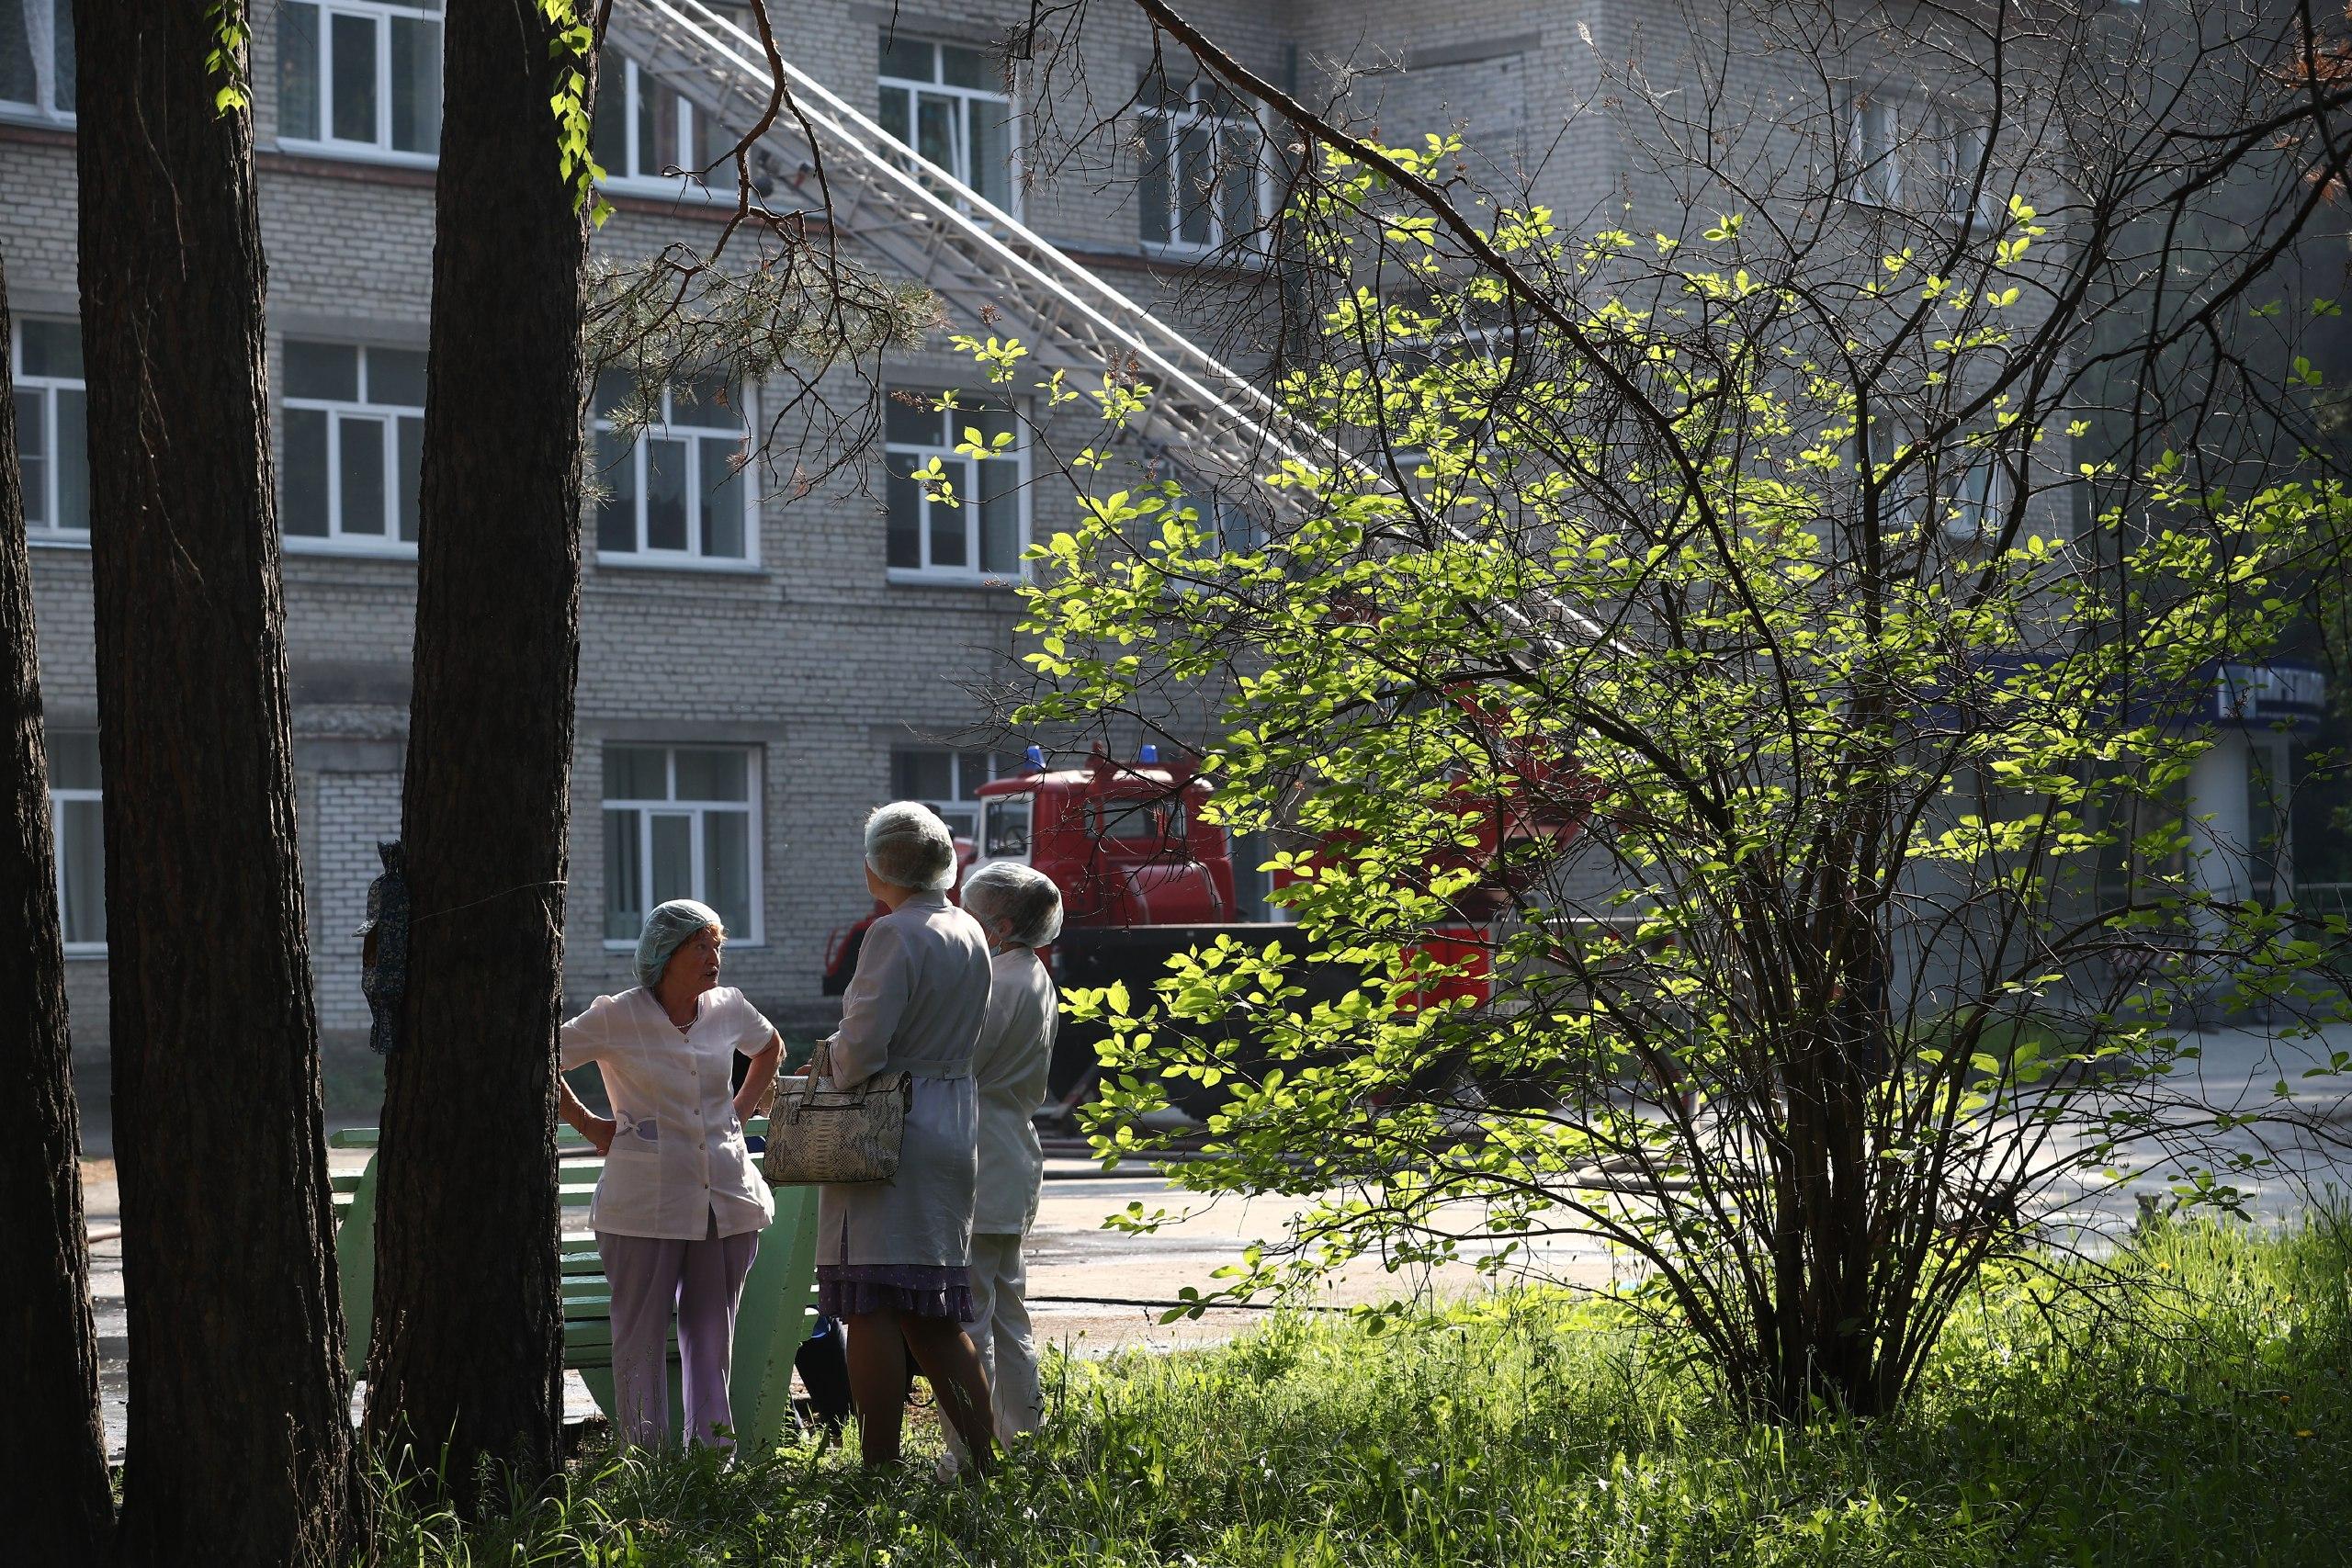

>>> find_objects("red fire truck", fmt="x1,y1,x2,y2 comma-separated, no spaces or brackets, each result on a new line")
821,739,1591,1114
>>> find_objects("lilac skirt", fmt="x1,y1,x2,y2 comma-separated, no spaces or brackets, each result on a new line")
817,1262,975,1322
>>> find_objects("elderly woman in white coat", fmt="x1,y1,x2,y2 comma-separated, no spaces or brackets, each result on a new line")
819,802,1000,1470
946,861,1061,1467
555,899,782,1450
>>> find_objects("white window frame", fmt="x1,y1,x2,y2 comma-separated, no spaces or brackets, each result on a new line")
11,316,87,546
591,379,760,570
47,732,103,956
892,747,1006,842
1136,75,1271,255
594,51,737,200
0,0,74,123
600,744,765,949
883,389,1029,586
277,0,442,165
876,35,1020,218
280,342,425,557
1944,449,2014,540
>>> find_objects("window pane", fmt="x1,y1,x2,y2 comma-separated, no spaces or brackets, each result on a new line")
396,415,423,542
930,460,971,568
699,434,746,558
678,372,731,423
277,2,321,140
594,427,638,552
674,748,748,802
916,94,956,176
605,745,668,802
0,0,37,107
282,407,330,536
645,436,687,550
1220,125,1256,238
339,415,387,535
54,386,86,530
979,457,1021,572
390,16,439,152
58,796,105,946
983,796,1030,860
286,341,358,400
330,11,379,143
13,389,43,525
703,811,751,937
697,104,740,190
876,85,909,148
593,369,635,419
370,346,427,408
593,48,628,175
956,751,993,794
650,813,693,904
885,453,921,569
1138,115,1170,243
893,749,953,801
48,730,99,790
885,394,937,446
639,75,679,175
878,34,932,83
20,319,82,378
969,100,1012,210
1179,122,1213,245
50,0,70,112
939,43,986,89
604,808,643,940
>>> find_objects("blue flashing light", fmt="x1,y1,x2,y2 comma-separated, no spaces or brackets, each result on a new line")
1138,743,1159,764
1023,744,1046,771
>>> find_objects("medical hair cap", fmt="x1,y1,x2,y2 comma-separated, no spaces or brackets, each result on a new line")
865,800,958,891
635,898,724,990
961,860,1065,949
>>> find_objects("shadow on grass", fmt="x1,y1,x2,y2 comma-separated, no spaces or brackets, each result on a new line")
362,1218,2352,1566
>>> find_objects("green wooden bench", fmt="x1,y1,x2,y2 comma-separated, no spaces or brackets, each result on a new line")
331,1122,820,1450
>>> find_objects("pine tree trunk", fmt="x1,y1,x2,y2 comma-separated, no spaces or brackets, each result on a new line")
0,255,114,1568
363,0,592,1498
70,9,357,1562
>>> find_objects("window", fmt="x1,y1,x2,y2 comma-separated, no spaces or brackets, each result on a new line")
281,342,426,552
591,49,741,195
10,317,86,538
1840,88,1902,205
981,794,1032,861
883,390,1026,581
1944,451,2011,540
891,748,1011,841
876,35,1014,214
592,372,754,565
603,744,761,944
47,730,103,953
0,0,74,119
278,0,442,157
1138,73,1265,252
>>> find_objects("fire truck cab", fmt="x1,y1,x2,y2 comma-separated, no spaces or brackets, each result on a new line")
967,744,1236,929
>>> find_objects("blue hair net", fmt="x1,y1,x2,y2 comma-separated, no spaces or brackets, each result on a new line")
635,898,723,990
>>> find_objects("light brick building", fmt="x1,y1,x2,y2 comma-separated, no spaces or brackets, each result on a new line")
6,1,2338,1089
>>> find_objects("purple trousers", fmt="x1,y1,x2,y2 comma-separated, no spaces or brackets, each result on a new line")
598,1224,760,1449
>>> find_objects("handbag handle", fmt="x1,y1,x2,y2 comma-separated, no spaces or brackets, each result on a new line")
778,1037,876,1125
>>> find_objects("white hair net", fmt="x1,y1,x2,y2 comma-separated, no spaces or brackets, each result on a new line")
865,800,958,891
635,897,723,990
962,860,1064,948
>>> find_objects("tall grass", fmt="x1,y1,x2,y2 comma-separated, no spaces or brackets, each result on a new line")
367,1218,2352,1566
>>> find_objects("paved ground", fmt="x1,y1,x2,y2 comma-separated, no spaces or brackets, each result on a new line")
74,1022,2352,1459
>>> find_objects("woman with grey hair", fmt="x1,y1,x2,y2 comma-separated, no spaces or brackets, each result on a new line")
817,801,1001,1470
555,898,783,1449
944,860,1062,1469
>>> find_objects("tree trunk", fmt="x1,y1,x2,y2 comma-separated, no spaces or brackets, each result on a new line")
364,0,592,1499
70,9,356,1563
0,256,114,1568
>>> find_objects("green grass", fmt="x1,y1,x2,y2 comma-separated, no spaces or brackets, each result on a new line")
366,1219,2352,1566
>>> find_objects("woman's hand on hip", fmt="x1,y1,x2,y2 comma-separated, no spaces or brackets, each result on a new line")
582,1114,617,1156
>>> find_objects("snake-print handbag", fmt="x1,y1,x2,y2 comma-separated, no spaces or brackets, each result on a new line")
760,1039,910,1186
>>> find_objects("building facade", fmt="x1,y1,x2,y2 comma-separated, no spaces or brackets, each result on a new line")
6,0,2336,1087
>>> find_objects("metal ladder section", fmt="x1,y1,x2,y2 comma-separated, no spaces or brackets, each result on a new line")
609,0,1329,500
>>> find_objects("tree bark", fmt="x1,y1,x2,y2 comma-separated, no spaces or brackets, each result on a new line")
0,256,114,1568
70,10,357,1564
363,0,592,1499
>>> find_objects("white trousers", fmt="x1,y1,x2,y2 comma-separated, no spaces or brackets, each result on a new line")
598,1223,759,1449
947,1230,1040,1461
